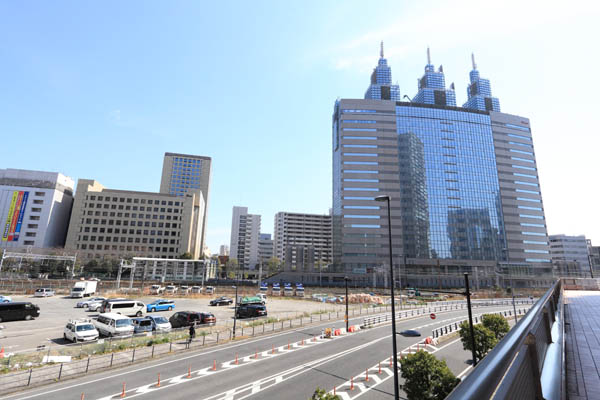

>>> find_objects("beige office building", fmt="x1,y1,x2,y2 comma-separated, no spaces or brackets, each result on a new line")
159,153,211,256
65,179,205,260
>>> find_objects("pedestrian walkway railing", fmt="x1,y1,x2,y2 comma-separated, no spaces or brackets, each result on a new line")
447,279,564,400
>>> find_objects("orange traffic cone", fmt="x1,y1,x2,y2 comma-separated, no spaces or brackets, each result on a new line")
350,376,354,391
235,353,238,365
156,373,161,388
213,360,217,371
365,368,369,382
0,347,4,359
120,383,126,398
187,366,191,378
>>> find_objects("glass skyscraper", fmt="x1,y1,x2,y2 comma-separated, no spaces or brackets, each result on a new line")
364,42,400,101
332,47,551,288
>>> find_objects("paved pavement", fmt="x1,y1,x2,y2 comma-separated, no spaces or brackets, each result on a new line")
565,290,600,400
2,304,523,400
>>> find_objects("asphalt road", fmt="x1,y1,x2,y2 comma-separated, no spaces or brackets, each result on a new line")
2,303,526,400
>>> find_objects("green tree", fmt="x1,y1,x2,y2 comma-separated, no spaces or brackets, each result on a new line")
400,350,460,400
266,257,281,275
310,387,340,400
180,252,193,260
459,321,498,361
481,314,510,341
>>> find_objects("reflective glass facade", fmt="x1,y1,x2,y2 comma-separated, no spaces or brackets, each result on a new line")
364,43,400,101
396,105,506,260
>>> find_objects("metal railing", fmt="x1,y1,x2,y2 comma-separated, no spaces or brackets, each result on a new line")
432,308,530,339
447,279,564,400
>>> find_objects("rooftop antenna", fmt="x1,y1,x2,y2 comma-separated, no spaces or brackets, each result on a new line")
427,47,431,64
471,53,477,70
380,41,384,58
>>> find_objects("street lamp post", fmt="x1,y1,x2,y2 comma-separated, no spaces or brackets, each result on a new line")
344,277,350,333
232,285,238,339
375,195,400,400
464,273,477,366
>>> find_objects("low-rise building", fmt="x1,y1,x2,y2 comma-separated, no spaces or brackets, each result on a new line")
549,234,591,274
65,179,204,260
0,169,74,249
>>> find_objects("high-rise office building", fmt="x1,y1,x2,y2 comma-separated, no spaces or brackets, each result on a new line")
273,212,332,272
549,234,591,273
229,206,261,270
0,169,74,249
364,42,400,101
219,244,229,256
258,233,274,263
65,179,204,260
332,47,551,287
160,153,211,257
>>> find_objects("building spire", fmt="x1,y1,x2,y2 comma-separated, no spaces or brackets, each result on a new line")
427,47,431,64
471,53,477,70
380,41,384,58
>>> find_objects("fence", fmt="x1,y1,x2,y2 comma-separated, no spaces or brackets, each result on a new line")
447,279,564,400
0,301,411,393
431,308,530,339
362,299,534,328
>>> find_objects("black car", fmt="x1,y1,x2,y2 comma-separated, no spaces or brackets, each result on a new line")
0,302,40,322
235,304,267,319
169,311,216,328
209,297,233,306
399,329,421,337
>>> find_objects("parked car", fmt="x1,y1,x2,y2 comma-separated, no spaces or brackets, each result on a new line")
165,285,178,295
100,299,145,317
205,286,215,295
146,315,172,332
256,293,267,303
169,311,216,328
76,297,106,308
132,317,153,334
34,288,55,297
0,302,40,322
210,297,233,306
146,299,175,312
235,304,267,319
93,313,134,337
180,286,192,295
88,299,106,312
191,286,202,294
0,295,12,303
63,319,99,342
150,285,165,295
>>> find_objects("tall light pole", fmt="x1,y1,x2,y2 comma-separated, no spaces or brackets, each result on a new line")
375,195,399,400
232,284,238,339
344,277,350,332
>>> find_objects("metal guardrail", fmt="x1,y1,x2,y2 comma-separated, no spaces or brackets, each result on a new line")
362,300,534,328
432,308,529,339
447,280,564,400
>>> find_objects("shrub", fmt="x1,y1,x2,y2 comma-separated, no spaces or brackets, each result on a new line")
400,350,460,400
481,314,510,340
458,321,498,360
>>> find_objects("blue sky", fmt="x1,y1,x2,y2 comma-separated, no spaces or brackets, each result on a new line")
1,1,599,253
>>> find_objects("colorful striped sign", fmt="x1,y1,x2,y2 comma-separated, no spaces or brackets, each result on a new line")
2,191,18,242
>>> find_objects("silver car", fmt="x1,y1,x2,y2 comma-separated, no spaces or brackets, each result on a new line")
76,297,106,308
34,288,55,297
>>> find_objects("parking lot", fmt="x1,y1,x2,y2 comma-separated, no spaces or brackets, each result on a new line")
0,294,352,354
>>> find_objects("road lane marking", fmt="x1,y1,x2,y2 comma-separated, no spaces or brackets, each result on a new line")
8,305,515,400
94,335,390,400
456,365,473,379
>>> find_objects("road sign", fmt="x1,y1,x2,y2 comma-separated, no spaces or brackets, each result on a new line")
430,313,436,320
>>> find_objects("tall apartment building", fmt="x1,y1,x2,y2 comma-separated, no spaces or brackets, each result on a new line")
160,153,211,257
549,234,591,273
332,47,551,287
587,239,600,273
258,233,274,263
65,179,204,260
229,206,260,270
219,245,229,256
0,169,74,249
273,212,332,272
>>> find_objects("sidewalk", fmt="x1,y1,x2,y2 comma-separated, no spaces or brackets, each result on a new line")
565,290,600,400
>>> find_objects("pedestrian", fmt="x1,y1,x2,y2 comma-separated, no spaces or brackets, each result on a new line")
189,322,196,344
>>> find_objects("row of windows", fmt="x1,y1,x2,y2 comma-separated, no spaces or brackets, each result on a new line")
524,240,548,245
513,164,536,171
86,196,179,206
79,235,178,242
343,120,377,124
343,170,378,174
344,224,381,228
518,205,542,211
343,178,378,183
511,157,534,163
344,215,380,219
510,149,534,156
84,212,181,221
342,128,377,132
82,223,178,233
514,181,538,187
81,218,180,226
343,135,377,140
85,203,180,213
78,244,178,253
514,172,537,179
519,214,543,219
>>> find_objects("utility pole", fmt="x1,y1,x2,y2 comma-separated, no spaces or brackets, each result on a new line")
344,277,350,333
464,273,477,366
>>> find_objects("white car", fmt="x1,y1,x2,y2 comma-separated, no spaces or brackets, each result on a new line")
64,319,99,342
0,295,12,303
165,285,178,294
147,315,172,332
34,288,55,297
76,297,106,308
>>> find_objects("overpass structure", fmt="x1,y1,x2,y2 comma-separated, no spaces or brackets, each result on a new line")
448,277,600,400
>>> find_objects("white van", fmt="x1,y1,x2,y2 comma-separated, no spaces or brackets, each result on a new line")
93,313,134,337
103,300,145,317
